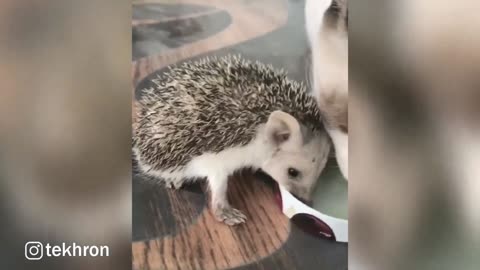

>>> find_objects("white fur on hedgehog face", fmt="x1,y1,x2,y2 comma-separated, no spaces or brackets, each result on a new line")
260,111,330,199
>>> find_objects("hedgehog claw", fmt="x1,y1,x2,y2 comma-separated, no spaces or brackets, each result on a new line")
213,205,247,226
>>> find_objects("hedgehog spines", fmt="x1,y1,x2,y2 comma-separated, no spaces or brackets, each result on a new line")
134,55,324,172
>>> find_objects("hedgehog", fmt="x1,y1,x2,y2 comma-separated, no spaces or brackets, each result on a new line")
133,55,331,225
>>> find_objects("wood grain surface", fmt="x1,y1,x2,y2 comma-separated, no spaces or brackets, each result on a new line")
133,171,292,270
132,1,348,269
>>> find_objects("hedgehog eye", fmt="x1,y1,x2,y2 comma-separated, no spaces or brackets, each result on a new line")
288,168,300,179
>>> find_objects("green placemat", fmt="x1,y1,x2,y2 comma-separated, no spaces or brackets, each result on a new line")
311,159,348,219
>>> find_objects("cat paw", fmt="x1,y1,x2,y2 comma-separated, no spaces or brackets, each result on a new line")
213,205,247,226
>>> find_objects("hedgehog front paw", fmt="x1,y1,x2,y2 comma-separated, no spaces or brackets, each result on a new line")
213,205,247,226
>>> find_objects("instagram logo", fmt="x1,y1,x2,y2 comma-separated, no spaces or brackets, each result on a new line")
24,241,109,259
25,241,43,260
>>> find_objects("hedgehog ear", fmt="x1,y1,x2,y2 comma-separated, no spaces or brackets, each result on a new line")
266,111,302,147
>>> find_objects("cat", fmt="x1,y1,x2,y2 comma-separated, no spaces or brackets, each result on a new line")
305,0,348,180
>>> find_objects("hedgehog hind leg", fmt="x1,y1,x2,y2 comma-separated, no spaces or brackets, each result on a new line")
133,147,187,188
141,168,187,189
163,175,187,189
208,172,247,225
143,165,187,189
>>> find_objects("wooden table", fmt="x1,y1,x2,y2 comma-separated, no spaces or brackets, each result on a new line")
132,1,348,269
